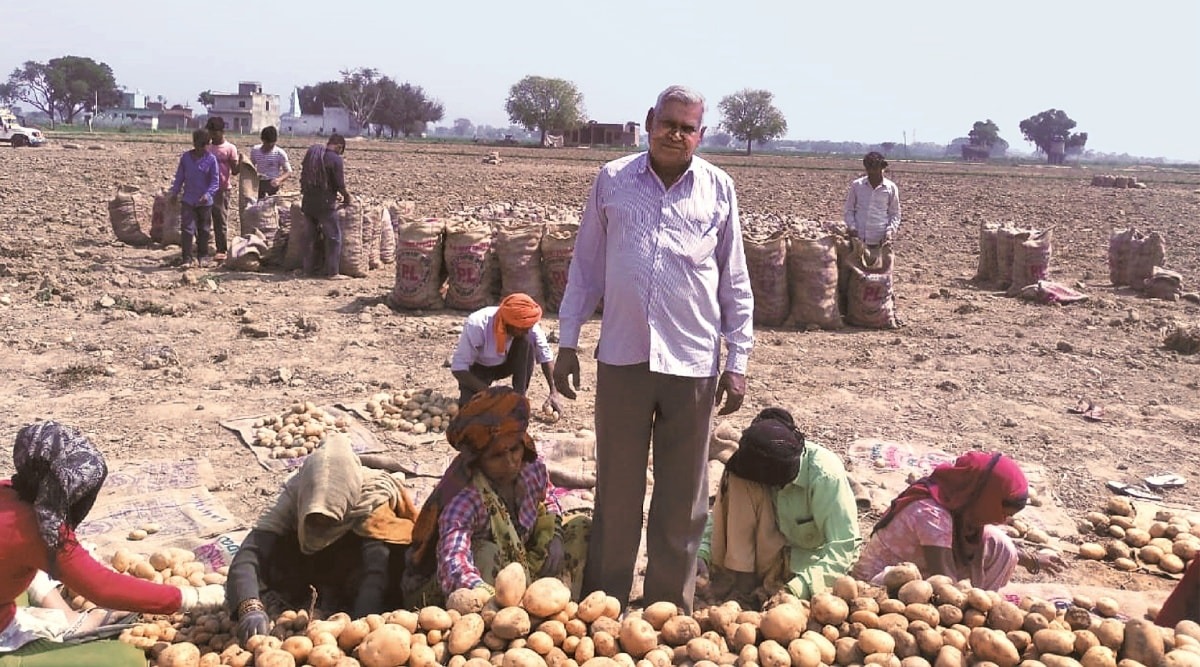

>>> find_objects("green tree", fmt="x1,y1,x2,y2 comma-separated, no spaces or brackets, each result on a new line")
296,81,346,115
1019,109,1088,160
968,119,1001,147
338,67,384,130
373,80,445,138
453,118,474,137
718,88,788,155
1,56,119,126
197,90,215,108
504,76,585,145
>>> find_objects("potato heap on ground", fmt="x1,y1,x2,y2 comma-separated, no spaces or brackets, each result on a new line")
364,389,457,435
738,213,828,239
453,201,581,224
126,559,1200,666
1075,497,1200,576
66,547,227,614
252,402,351,459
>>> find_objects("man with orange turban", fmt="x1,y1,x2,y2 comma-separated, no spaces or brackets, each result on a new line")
450,293,562,415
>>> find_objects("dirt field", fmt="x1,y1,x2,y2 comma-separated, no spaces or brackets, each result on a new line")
1,136,1198,600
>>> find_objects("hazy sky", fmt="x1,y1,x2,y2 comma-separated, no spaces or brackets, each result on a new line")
5,0,1198,160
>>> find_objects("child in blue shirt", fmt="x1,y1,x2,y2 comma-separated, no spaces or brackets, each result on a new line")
168,129,220,267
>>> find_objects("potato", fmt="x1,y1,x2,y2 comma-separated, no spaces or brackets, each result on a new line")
1023,613,1051,634
356,625,411,667
199,653,220,667
1114,557,1139,571
933,582,966,608
988,601,1026,633
810,592,849,625
254,649,297,667
1177,621,1200,642
1094,599,1121,619
590,616,621,638
1079,543,1107,560
1165,650,1200,667
835,636,864,665
967,588,994,612
934,645,963,667
1121,619,1165,666
878,612,911,634
898,580,934,605
1109,525,1127,540
1125,529,1152,548
902,658,933,667
1110,515,1137,531
1106,497,1134,517
1075,629,1101,655
495,562,528,608
660,614,701,647
493,607,532,641
130,560,157,580
801,630,836,664
281,636,313,663
337,619,371,652
1035,629,1078,655
158,642,201,667
970,627,1020,667
1064,607,1094,631
1008,630,1031,654
938,604,964,627
787,638,825,667
1040,656,1084,667
1140,545,1165,565
617,618,657,658
1162,554,1187,574
883,563,923,593
880,599,908,615
751,639,787,667
523,578,571,618
501,647,545,667
576,591,608,624
1081,646,1118,667
418,606,453,632
685,637,721,663
859,628,897,655
759,603,807,644
448,613,486,655
307,645,345,667
832,575,859,601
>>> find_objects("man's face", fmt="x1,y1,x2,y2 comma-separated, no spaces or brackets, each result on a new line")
262,141,276,152
210,130,224,144
646,100,705,172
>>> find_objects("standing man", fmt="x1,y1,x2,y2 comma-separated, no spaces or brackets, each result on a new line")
205,117,240,262
299,134,351,279
553,85,754,612
250,125,293,200
450,292,562,413
843,151,901,246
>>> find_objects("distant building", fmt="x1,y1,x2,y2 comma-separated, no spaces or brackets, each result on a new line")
278,87,359,136
563,121,639,147
207,82,280,134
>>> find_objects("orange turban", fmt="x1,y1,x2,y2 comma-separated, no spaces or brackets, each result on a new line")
493,293,543,354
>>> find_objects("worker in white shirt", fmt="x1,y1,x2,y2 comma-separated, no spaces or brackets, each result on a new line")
843,151,901,246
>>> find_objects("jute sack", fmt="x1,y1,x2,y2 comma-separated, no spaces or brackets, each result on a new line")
338,206,369,278
1143,266,1182,301
443,218,498,311
1007,230,1053,296
240,198,279,238
1108,228,1137,286
995,227,1031,290
786,234,841,330
495,221,545,305
975,222,1001,284
237,153,258,215
390,217,446,310
1129,231,1166,288
223,231,269,272
361,203,384,271
153,193,183,247
378,208,395,264
541,222,578,313
845,239,898,329
388,200,417,231
108,185,152,246
282,203,309,271
744,231,789,327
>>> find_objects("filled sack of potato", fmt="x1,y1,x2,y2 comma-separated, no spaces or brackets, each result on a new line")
787,234,841,330
444,217,498,311
541,222,578,313
107,185,152,246
1007,229,1053,296
744,231,790,327
390,217,446,310
845,240,898,329
496,221,546,307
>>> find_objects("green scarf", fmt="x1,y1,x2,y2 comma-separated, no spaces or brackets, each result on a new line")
471,469,556,579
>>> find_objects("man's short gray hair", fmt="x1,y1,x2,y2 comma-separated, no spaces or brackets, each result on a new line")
654,85,705,124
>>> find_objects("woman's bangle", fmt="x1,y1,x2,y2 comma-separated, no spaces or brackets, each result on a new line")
237,598,265,618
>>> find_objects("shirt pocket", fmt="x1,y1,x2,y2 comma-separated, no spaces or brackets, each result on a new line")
784,516,825,550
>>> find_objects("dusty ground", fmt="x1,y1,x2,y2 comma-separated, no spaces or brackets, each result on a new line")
1,136,1198,600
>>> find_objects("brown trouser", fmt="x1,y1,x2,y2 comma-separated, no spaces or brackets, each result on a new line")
583,362,717,612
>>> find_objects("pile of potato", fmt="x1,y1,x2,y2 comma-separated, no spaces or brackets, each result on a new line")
252,402,351,459
1075,497,1200,576
364,388,457,435
128,558,1200,667
109,547,229,588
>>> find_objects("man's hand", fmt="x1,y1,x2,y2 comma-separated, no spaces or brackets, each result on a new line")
714,371,746,416
884,230,895,244
553,349,580,400
543,393,564,418
236,610,270,644
540,536,565,576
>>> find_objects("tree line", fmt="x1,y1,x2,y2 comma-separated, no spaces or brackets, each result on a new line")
0,54,1089,163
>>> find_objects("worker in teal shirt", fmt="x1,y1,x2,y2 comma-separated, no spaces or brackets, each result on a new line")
698,408,861,605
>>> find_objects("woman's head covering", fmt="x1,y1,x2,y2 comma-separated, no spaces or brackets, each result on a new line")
725,408,806,486
493,293,543,354
11,421,108,553
872,451,1028,559
409,387,537,573
255,434,416,554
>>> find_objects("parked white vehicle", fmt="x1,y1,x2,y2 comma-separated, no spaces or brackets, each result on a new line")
0,108,47,147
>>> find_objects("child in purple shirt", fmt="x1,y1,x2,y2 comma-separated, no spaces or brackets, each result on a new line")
168,129,220,267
